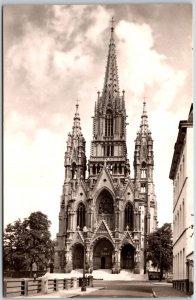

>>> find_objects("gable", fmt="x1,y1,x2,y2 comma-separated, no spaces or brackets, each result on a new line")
122,179,134,201
70,230,84,248
92,165,115,198
75,180,87,200
121,231,136,248
91,219,115,245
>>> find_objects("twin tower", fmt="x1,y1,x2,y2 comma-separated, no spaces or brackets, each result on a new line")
54,22,157,274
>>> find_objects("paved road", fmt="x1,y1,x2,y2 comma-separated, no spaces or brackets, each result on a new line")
76,280,154,298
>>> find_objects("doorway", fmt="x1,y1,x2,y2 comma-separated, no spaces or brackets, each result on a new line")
73,244,84,269
101,257,106,269
121,244,135,270
93,238,113,269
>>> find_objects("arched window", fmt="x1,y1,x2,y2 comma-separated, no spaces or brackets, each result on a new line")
141,162,147,178
77,203,86,230
125,202,133,230
105,109,113,137
97,190,114,229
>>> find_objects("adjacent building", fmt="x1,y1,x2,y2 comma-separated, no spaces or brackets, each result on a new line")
54,23,157,274
169,104,193,294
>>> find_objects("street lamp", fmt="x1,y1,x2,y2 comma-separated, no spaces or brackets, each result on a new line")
81,226,88,292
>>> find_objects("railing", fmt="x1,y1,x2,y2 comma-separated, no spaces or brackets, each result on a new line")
3,276,93,297
173,279,190,294
3,279,42,297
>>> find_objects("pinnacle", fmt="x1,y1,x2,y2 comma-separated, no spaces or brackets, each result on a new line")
72,103,82,137
139,98,151,136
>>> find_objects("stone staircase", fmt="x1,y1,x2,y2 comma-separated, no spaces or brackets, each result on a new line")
92,269,148,281
44,269,148,281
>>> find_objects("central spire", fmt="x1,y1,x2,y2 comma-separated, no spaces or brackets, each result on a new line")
102,17,120,102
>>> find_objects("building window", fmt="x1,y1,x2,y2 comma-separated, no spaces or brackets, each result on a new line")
125,202,133,231
77,203,86,230
141,183,146,193
111,145,114,156
93,164,96,175
105,109,113,137
141,162,147,178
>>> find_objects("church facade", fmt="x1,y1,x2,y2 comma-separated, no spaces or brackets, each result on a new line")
54,23,157,274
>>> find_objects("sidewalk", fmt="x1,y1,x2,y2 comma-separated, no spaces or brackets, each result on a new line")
152,283,191,298
16,287,104,298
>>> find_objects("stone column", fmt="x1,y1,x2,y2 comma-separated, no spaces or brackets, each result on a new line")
138,211,141,231
89,248,93,273
134,250,141,274
70,211,75,230
147,212,151,234
134,210,137,231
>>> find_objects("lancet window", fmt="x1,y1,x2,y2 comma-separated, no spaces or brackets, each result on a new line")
77,203,86,230
141,162,147,178
125,202,133,231
105,109,113,137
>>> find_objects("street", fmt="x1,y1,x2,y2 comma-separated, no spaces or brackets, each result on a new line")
76,280,154,298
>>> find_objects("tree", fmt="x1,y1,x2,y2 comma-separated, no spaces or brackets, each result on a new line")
146,223,173,281
3,211,54,276
3,219,29,271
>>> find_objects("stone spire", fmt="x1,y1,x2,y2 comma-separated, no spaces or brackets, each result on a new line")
140,98,151,137
102,17,120,103
72,103,82,137
64,103,86,181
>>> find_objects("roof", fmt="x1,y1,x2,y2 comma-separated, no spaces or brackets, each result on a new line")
169,104,193,180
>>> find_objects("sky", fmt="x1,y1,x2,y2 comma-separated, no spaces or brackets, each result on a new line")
3,4,192,239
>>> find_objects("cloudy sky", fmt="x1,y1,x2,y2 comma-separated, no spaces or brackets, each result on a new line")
4,4,192,239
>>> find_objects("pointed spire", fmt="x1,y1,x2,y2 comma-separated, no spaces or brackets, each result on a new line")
140,97,150,136
72,101,82,136
102,17,120,103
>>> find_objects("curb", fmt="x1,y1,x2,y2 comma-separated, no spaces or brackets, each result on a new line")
152,289,157,298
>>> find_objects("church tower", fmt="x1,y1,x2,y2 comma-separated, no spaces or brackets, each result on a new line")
133,100,157,271
88,22,130,187
54,20,157,275
54,104,86,272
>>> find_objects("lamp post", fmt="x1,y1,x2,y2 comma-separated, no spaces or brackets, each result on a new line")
81,226,88,292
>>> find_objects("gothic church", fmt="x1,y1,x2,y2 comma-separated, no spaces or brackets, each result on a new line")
54,22,157,274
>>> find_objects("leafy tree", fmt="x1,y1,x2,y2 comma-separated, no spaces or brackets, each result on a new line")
3,211,54,276
146,223,173,281
3,219,29,271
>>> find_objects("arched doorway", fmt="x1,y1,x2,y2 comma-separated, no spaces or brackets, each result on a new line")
121,244,135,270
73,244,84,269
93,239,114,270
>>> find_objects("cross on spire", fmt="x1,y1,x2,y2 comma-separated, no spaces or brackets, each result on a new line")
143,96,147,115
110,17,116,31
